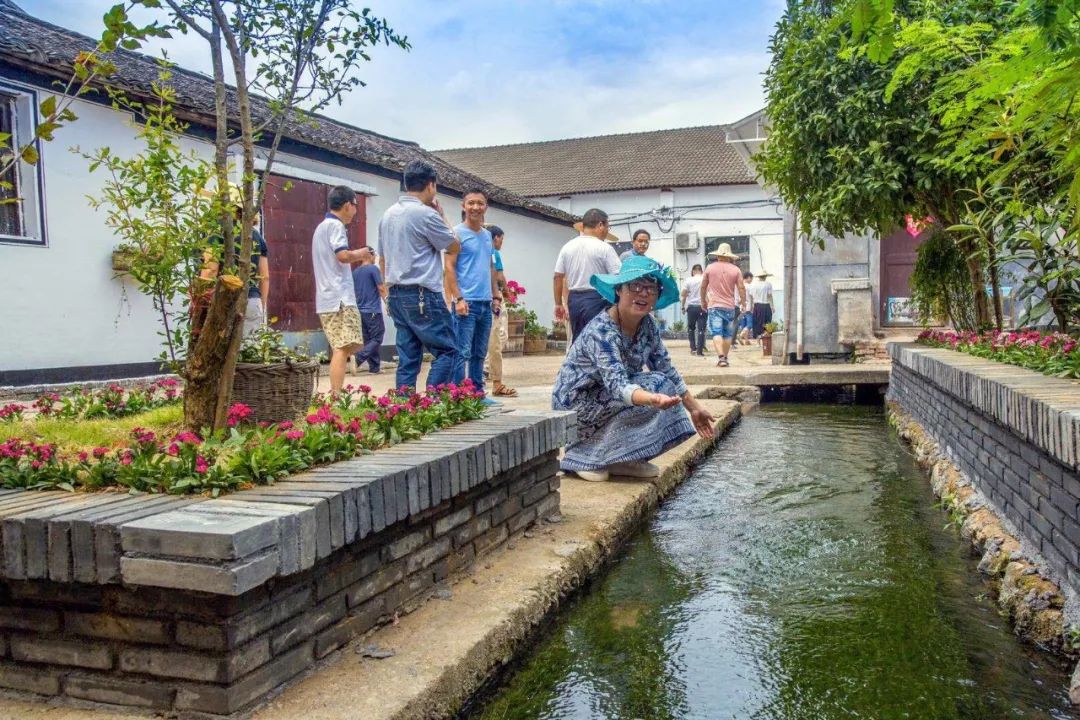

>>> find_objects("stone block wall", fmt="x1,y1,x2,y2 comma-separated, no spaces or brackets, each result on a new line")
888,344,1080,590
0,413,570,715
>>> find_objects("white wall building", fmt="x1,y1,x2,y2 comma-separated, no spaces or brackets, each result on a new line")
437,123,786,329
0,0,575,386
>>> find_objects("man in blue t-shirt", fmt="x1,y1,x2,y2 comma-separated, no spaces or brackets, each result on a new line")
352,247,386,373
446,189,501,395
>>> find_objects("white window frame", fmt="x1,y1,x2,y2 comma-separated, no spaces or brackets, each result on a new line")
0,79,47,247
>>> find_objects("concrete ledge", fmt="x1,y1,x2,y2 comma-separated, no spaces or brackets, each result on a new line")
682,365,890,387
889,342,1080,471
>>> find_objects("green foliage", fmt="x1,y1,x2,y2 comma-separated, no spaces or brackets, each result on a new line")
918,328,1080,378
238,323,312,364
670,320,686,332
81,65,225,372
522,309,547,337
910,230,978,330
757,0,967,243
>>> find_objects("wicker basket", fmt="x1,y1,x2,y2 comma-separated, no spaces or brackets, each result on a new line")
231,360,319,423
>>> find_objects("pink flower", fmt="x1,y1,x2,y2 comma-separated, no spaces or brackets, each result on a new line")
226,403,253,427
77,451,89,463
194,456,209,474
377,396,392,408
173,431,202,445
92,447,109,458
364,412,379,423
278,421,294,431
119,451,134,466
165,443,180,456
359,385,372,394
285,430,305,440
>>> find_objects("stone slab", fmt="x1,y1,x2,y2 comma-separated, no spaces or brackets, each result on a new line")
121,509,279,561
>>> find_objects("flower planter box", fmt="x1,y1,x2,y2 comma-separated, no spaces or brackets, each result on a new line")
505,311,525,357
231,360,319,423
0,412,573,716
523,334,547,354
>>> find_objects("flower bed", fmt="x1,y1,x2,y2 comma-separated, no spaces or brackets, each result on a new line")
0,382,486,496
1,378,181,423
917,329,1080,379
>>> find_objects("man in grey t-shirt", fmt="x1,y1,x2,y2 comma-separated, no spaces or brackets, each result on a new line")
377,160,462,390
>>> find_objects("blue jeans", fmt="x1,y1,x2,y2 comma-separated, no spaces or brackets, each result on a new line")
452,300,492,392
707,307,737,340
387,286,460,391
354,311,384,372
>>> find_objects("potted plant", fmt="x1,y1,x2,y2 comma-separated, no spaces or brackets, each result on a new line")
232,322,319,423
762,320,783,356
523,310,547,354
503,280,527,356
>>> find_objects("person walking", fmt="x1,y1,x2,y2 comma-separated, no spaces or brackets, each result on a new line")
553,209,621,342
619,228,651,261
377,160,462,391
312,185,370,394
735,271,755,346
699,243,747,367
749,269,775,339
485,225,517,397
448,189,500,395
680,264,706,356
351,247,386,374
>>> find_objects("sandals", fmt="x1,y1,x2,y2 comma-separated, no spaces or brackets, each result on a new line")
492,383,518,397
716,356,729,367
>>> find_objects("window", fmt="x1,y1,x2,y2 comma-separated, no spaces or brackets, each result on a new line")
704,235,750,273
0,81,46,246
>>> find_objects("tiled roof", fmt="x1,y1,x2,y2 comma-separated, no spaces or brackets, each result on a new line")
435,125,757,197
0,2,574,224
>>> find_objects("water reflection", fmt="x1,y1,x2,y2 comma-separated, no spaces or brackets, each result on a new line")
469,406,1077,720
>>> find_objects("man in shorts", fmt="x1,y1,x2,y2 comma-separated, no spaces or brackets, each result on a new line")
700,243,748,367
312,185,370,393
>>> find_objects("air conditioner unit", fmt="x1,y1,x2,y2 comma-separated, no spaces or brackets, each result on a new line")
675,232,699,251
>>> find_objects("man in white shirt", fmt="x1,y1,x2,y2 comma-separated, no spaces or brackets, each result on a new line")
748,269,775,339
680,264,705,356
312,185,371,394
553,208,621,343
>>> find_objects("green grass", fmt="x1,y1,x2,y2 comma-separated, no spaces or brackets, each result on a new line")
0,404,185,452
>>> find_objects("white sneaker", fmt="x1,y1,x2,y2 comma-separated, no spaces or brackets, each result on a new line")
574,468,610,482
609,461,660,478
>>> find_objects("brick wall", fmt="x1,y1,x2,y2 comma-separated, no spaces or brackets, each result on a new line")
0,451,560,715
888,360,1080,592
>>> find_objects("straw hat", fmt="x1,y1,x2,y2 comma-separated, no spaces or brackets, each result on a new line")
707,242,739,260
755,269,773,278
573,220,619,243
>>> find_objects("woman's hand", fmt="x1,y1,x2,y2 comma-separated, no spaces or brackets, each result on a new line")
649,393,681,410
685,400,715,438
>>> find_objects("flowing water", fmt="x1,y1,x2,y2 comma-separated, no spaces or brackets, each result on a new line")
468,405,1077,720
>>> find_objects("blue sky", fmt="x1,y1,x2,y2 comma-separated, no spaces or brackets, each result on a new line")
21,0,784,149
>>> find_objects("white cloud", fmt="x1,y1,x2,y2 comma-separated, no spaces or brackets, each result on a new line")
22,0,780,149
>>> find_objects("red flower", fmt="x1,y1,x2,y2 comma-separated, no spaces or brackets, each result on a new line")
194,456,210,474
92,447,109,458
285,430,305,440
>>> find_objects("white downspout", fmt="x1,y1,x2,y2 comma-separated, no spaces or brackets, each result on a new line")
796,227,805,360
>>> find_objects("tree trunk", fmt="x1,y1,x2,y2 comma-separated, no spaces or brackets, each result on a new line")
183,279,243,432
959,237,991,329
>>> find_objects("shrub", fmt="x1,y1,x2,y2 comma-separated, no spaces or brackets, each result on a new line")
917,329,1080,378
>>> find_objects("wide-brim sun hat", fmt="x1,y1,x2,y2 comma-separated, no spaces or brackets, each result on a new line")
590,255,680,311
707,242,739,260
572,220,619,243
755,269,773,278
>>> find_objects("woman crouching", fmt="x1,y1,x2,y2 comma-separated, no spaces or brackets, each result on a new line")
552,256,716,482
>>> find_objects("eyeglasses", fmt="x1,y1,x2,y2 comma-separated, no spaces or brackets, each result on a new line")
625,280,660,297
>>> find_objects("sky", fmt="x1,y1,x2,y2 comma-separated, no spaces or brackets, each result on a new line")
21,0,785,150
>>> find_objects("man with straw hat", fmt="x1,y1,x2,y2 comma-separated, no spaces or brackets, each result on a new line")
553,209,621,343
748,268,775,340
700,242,748,367
552,255,716,482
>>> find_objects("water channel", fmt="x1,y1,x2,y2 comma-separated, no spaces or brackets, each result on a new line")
468,404,1077,720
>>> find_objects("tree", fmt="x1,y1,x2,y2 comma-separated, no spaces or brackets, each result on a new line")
110,0,408,431
0,3,169,203
757,0,998,327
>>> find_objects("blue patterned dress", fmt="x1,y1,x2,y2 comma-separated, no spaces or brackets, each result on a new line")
552,312,695,472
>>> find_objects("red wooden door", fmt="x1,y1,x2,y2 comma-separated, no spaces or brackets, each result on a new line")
262,174,366,332
880,226,921,326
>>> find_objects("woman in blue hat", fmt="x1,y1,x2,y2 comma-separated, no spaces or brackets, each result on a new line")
552,256,716,481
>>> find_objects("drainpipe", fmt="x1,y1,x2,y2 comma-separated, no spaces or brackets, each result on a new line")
796,220,805,361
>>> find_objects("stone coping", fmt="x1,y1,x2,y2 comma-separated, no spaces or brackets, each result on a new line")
889,342,1080,471
0,411,575,596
